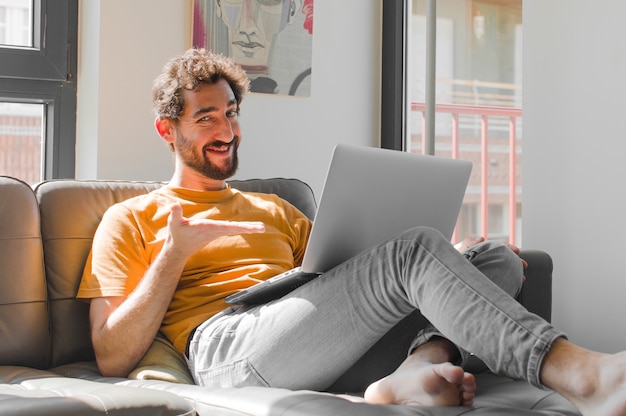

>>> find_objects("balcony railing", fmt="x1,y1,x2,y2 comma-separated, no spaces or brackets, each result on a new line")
410,102,522,245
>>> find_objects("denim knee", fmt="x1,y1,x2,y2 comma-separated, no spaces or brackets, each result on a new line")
399,226,450,248
463,240,524,298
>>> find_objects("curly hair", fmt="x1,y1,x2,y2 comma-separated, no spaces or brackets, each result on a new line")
152,48,250,120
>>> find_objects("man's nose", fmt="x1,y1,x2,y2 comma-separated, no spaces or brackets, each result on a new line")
215,117,235,141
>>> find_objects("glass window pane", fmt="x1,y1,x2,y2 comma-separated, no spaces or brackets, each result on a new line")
408,0,522,246
0,0,33,48
0,102,44,185
409,0,522,107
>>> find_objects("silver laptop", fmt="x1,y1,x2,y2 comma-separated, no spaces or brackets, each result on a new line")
225,144,472,305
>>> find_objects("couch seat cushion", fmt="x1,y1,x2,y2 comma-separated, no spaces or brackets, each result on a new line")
0,366,194,416
53,362,580,416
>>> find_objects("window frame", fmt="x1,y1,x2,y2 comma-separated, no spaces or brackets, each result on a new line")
0,0,78,179
382,0,524,245
380,0,407,151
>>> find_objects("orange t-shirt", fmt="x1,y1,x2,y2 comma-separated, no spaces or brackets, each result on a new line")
77,185,312,354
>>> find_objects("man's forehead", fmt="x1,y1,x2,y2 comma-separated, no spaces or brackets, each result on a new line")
182,80,237,108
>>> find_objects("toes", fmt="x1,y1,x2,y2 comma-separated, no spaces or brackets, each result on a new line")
460,372,476,407
435,362,466,385
461,391,475,407
462,372,476,391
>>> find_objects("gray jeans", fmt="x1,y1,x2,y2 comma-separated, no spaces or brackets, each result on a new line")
186,226,564,391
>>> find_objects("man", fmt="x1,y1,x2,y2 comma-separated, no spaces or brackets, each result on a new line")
78,48,626,415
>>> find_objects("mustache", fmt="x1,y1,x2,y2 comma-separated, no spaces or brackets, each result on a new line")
205,136,239,148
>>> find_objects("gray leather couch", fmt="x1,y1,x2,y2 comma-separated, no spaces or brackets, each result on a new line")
0,175,581,415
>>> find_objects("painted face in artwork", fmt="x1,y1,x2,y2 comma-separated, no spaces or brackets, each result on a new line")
216,0,302,72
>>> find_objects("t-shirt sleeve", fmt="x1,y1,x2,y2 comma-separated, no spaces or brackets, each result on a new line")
77,203,150,300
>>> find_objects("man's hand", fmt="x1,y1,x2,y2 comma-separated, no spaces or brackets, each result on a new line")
166,203,266,257
454,236,485,253
505,242,528,269
455,236,528,270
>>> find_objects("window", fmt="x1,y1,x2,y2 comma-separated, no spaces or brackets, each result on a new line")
0,0,77,185
381,0,522,245
0,1,32,47
0,102,43,184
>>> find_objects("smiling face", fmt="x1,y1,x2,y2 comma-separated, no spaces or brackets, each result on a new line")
157,79,241,190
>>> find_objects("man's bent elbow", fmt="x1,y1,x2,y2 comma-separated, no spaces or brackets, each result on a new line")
95,352,135,378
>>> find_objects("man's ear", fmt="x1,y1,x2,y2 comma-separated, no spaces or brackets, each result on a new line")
155,117,175,145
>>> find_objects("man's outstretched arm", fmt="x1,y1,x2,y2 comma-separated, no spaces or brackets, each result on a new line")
89,204,265,377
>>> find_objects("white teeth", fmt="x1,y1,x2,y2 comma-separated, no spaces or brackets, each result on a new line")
208,145,229,152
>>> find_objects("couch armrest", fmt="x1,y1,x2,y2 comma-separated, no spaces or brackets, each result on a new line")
517,250,553,323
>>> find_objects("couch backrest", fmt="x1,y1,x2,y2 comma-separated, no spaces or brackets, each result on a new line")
0,176,50,369
34,178,316,368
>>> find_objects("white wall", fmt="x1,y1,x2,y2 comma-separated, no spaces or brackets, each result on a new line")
524,0,626,353
76,0,189,181
76,0,382,198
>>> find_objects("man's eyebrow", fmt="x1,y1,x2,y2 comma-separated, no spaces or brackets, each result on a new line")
191,99,238,119
192,106,218,118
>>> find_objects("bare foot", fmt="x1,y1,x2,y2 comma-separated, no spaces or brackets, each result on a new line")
364,360,475,407
566,353,626,415
542,339,626,416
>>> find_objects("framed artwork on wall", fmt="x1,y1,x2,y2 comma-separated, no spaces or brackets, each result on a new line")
193,0,314,97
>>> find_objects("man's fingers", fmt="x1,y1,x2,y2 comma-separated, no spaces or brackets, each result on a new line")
214,220,265,234
168,204,265,237
507,243,521,254
169,203,184,223
187,217,265,235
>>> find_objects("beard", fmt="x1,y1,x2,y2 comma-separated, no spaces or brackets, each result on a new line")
175,131,239,180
